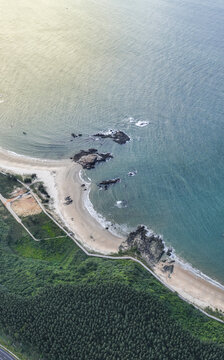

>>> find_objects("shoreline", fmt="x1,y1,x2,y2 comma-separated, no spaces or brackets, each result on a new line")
79,170,129,238
0,147,224,313
0,147,123,254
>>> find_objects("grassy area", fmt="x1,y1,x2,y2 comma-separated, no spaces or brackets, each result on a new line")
22,212,67,241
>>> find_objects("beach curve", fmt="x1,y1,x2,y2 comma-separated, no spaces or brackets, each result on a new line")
0,147,224,315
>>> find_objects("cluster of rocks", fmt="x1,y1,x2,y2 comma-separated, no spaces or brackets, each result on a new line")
70,130,130,145
93,130,130,145
71,130,130,173
72,149,113,169
119,225,171,266
70,129,175,273
162,264,174,274
98,178,121,190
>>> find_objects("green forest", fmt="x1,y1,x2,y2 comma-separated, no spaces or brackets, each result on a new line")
0,173,224,359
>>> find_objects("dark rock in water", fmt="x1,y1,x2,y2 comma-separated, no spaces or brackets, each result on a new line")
93,130,130,145
128,170,137,177
163,265,174,274
73,149,113,169
81,184,86,188
98,178,120,190
71,133,78,138
119,225,165,265
71,133,82,138
73,149,97,161
23,131,27,135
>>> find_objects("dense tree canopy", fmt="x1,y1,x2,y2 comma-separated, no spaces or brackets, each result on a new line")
0,284,224,360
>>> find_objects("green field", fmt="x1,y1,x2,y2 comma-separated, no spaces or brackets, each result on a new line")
0,173,224,359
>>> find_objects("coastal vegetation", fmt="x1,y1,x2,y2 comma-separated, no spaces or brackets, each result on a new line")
0,172,21,197
1,285,224,360
0,173,224,359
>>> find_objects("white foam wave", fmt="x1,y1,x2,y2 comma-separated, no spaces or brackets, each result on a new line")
79,170,128,237
123,116,135,123
135,120,149,127
173,255,224,291
115,200,128,208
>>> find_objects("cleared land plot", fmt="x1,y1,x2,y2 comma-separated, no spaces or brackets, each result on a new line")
11,194,42,217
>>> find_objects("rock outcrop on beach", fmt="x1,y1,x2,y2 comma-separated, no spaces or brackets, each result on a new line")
120,225,166,266
98,178,121,190
163,264,174,274
72,149,113,169
93,130,130,145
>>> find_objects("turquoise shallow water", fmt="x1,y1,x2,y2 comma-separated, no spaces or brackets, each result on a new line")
0,0,224,282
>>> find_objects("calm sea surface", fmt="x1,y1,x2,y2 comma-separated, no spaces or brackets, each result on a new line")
1,0,224,282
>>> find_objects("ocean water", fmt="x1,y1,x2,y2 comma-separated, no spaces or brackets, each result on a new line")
1,0,224,282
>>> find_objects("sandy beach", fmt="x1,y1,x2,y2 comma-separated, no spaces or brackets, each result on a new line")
55,162,123,253
155,262,224,312
0,147,224,314
0,148,123,254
